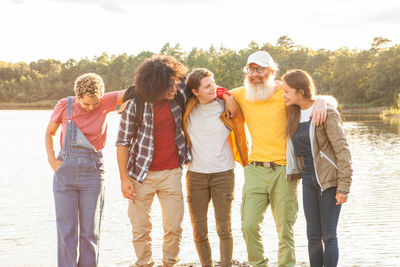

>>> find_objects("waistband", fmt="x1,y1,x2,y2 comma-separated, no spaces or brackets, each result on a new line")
251,161,281,170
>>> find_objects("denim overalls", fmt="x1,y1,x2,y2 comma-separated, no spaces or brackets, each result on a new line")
292,120,341,267
53,97,105,267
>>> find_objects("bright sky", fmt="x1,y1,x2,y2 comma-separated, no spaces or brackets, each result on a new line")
1,0,399,63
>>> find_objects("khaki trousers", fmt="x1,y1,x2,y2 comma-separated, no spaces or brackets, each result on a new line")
128,168,184,267
186,169,235,267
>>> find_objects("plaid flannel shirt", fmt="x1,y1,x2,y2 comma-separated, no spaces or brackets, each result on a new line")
116,84,192,183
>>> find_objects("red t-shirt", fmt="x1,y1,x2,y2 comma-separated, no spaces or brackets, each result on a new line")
50,92,118,151
149,100,180,171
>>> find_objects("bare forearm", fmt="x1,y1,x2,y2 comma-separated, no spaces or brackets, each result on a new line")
45,121,60,165
116,89,127,106
116,145,136,199
311,95,338,125
116,145,130,180
221,94,240,118
316,95,338,108
45,131,56,163
45,120,64,171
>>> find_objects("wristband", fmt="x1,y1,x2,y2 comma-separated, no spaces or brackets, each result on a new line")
216,87,231,98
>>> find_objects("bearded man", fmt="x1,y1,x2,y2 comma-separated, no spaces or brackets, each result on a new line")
230,51,332,267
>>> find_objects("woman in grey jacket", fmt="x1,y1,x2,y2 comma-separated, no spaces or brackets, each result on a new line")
282,69,352,267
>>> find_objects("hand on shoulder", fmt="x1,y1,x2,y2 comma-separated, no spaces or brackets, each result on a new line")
274,80,283,93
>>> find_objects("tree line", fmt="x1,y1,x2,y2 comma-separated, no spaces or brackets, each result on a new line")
1,36,399,107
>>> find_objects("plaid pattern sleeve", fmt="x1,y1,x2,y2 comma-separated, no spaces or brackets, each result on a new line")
170,100,192,165
178,82,191,103
131,102,154,183
116,99,136,147
116,99,155,183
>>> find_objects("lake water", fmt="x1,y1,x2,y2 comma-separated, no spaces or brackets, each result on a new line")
0,111,399,267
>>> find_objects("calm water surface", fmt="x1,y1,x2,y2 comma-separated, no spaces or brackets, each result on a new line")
0,111,399,267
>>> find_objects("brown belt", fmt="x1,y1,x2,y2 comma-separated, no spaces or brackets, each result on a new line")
252,161,281,171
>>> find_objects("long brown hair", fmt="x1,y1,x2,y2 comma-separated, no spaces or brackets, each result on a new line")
283,69,317,138
186,68,213,91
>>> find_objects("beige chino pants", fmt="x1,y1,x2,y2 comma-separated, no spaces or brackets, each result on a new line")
128,168,184,267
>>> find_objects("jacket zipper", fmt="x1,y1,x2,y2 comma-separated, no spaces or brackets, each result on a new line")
309,125,324,194
319,151,338,169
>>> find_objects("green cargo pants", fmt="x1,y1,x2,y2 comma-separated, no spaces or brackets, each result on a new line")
241,164,298,267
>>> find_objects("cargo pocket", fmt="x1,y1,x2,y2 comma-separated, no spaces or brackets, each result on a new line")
225,193,234,201
240,193,247,223
285,180,298,225
223,193,234,221
285,196,298,225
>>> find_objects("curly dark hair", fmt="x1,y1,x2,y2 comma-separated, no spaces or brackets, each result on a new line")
133,55,188,102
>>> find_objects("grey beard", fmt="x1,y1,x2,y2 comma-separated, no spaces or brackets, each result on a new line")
244,77,275,102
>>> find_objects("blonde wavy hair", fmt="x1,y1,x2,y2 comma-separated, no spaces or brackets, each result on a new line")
74,73,105,99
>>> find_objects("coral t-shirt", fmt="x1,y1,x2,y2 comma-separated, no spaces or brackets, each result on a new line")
149,99,180,171
50,92,118,151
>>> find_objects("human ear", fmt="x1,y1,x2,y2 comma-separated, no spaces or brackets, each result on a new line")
268,68,276,76
192,88,199,96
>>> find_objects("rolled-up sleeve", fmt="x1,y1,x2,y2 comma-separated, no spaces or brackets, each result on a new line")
116,99,136,147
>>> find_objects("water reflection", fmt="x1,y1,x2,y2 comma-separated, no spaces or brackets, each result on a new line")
345,114,400,136
343,113,382,122
0,111,399,267
381,116,400,134
340,114,400,266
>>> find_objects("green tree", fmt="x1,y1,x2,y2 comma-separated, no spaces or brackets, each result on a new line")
160,42,185,61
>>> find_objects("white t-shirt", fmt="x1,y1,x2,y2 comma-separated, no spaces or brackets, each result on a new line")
187,100,235,173
300,104,314,122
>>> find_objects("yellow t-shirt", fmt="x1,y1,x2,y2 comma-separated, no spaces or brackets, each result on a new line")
231,86,287,165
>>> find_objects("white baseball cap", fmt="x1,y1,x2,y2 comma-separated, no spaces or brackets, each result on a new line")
247,51,277,69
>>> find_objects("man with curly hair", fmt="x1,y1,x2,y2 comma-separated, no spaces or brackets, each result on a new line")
116,55,188,267
116,55,238,266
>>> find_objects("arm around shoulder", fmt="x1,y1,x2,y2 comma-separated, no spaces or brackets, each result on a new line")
116,89,127,106
316,95,338,109
221,93,240,119
311,95,338,125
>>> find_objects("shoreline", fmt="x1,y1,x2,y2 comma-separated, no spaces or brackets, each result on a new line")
0,100,57,110
339,106,387,114
381,114,400,119
160,260,310,267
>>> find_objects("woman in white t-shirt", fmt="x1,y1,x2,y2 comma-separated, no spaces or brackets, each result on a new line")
182,68,248,267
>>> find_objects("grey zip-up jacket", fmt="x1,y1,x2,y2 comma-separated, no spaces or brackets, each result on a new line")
286,108,353,193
